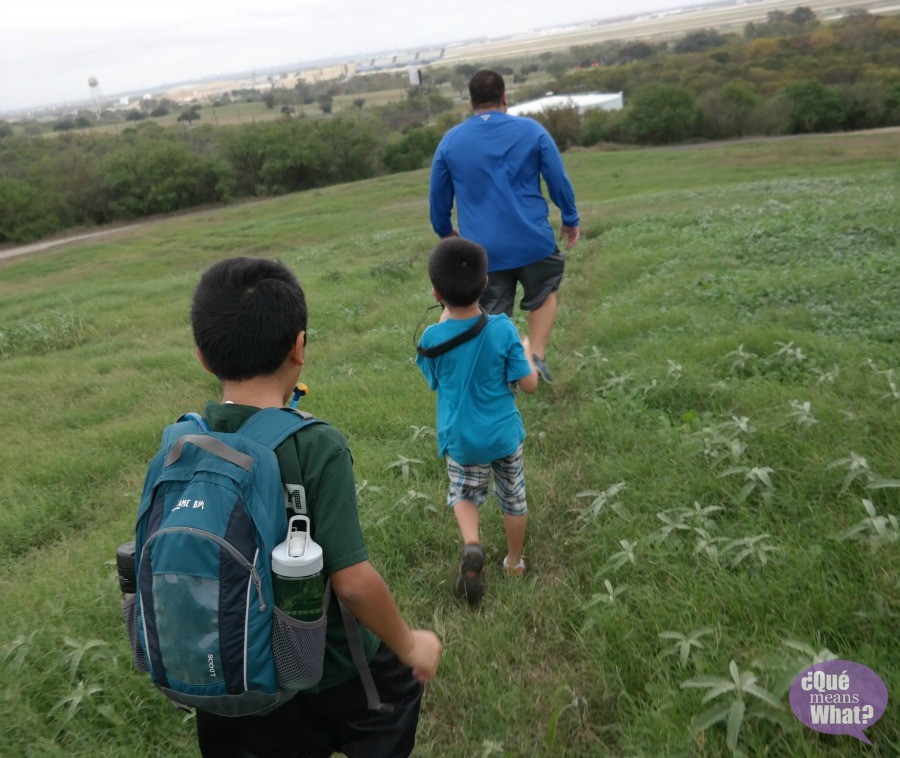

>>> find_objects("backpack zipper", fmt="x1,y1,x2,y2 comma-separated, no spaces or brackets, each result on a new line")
144,527,267,612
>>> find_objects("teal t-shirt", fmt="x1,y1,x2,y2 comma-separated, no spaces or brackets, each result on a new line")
416,313,533,465
202,401,379,692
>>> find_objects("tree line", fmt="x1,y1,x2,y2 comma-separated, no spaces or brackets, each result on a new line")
526,8,899,148
0,90,457,244
1,8,897,245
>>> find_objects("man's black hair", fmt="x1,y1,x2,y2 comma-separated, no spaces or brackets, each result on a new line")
428,237,488,307
191,257,307,381
469,69,505,108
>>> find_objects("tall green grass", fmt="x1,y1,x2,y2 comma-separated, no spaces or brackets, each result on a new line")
1,132,897,756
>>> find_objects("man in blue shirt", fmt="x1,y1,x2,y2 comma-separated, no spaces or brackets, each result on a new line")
429,69,580,384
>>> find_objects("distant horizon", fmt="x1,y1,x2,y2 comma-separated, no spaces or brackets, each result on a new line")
3,0,888,117
1,16,620,116
2,0,713,115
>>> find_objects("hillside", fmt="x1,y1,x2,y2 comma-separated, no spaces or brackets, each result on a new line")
0,131,898,756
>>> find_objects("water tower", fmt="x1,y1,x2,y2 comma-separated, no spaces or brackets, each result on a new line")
88,76,104,117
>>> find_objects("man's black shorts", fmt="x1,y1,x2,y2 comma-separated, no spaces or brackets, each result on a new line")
480,250,565,316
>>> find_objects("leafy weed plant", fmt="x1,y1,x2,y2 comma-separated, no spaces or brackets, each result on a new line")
681,660,793,756
659,627,714,669
837,499,899,550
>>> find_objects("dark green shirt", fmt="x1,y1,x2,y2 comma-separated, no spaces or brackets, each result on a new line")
202,401,379,691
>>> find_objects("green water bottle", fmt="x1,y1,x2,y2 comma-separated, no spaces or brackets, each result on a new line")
271,515,324,622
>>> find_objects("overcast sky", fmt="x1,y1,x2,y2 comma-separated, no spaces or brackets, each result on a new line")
1,0,702,113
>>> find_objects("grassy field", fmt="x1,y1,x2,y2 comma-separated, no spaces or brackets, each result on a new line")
0,131,898,756
57,86,414,136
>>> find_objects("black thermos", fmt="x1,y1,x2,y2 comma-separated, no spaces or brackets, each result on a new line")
116,541,137,596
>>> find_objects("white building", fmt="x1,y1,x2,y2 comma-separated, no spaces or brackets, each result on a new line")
507,92,623,117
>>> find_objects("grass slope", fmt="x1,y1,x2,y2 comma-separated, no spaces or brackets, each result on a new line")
0,131,898,756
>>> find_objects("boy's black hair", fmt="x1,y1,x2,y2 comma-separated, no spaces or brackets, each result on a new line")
191,257,307,381
469,69,505,108
427,237,488,308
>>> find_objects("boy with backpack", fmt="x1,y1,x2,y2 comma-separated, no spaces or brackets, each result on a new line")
136,257,441,757
415,238,539,605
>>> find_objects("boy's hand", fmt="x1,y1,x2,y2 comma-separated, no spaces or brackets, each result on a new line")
332,562,441,682
518,336,540,393
521,336,537,371
402,629,442,683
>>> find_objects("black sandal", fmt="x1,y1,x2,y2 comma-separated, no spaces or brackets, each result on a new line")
454,543,486,605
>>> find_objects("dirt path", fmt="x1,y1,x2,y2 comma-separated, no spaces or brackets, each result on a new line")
0,222,150,263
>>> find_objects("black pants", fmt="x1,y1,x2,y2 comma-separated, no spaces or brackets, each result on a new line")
196,644,423,758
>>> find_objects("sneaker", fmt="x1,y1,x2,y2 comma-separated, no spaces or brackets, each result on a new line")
503,555,526,577
454,544,486,604
533,355,554,384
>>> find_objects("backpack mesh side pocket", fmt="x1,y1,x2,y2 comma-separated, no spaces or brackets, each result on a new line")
122,595,148,673
272,606,327,691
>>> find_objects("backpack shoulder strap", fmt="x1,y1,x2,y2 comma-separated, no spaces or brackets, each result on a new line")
239,407,387,711
236,407,324,451
160,412,209,449
339,601,394,713
416,309,488,359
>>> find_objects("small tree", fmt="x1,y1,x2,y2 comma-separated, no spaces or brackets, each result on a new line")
546,59,571,79
837,82,889,130
454,64,478,79
176,109,201,126
618,42,655,62
674,29,727,53
579,109,626,146
784,79,842,133
700,81,759,138
787,6,817,27
533,106,581,152
625,83,700,144
382,126,441,173
318,94,333,114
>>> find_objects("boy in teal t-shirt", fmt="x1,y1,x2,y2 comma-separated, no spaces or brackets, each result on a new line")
416,238,539,605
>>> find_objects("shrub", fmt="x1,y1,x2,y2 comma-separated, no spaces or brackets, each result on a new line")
532,105,582,152
0,179,59,243
580,109,620,146
624,83,700,144
102,140,233,217
783,79,843,133
382,126,441,173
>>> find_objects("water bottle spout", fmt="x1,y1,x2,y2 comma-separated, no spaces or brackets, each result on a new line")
286,515,311,558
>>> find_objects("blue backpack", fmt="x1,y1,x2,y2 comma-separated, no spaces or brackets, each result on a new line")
131,407,325,717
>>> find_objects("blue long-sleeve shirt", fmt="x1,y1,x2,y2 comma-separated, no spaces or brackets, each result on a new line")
429,111,579,272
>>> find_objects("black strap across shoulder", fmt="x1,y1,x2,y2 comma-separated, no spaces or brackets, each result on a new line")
416,310,488,358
